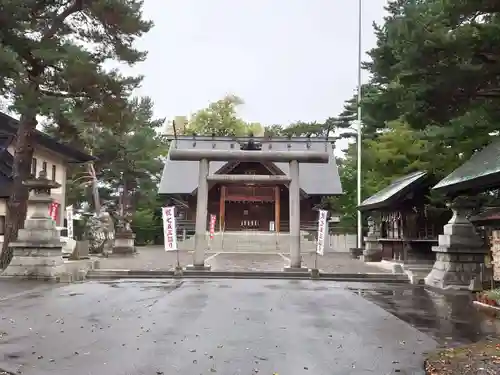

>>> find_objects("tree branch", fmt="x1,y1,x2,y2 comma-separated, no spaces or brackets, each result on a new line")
40,88,90,98
42,0,87,41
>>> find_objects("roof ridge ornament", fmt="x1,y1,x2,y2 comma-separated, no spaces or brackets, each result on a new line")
239,132,262,151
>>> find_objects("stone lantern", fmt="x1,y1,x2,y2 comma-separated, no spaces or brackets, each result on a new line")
4,171,64,280
367,216,375,235
363,213,383,262
425,196,488,290
17,171,61,241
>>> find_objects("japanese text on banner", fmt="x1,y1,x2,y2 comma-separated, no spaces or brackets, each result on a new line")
48,202,59,223
316,209,328,255
162,206,178,251
66,205,74,239
209,214,216,239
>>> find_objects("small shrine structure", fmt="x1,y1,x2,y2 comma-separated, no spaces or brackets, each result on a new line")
359,171,450,264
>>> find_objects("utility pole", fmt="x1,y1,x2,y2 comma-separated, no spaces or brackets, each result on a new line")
356,0,363,249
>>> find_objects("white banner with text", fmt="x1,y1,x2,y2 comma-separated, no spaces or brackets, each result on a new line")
316,209,328,256
162,206,178,251
66,205,74,239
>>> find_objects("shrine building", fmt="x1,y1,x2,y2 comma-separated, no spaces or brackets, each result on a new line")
158,136,342,232
0,112,93,228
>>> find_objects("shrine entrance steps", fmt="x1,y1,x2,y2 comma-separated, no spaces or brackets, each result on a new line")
177,231,318,253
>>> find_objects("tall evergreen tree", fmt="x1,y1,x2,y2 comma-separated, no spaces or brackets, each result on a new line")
0,0,153,269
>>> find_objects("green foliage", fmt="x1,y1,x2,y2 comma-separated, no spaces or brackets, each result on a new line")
92,97,167,195
366,0,500,146
186,95,261,136
1,0,151,113
45,95,168,241
264,121,335,138
330,0,500,225
327,144,358,229
131,208,160,245
326,120,429,228
185,95,340,139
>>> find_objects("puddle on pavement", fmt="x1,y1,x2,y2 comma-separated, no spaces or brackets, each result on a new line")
22,292,43,299
310,286,329,291
139,281,183,292
264,284,280,290
190,280,207,285
352,285,500,346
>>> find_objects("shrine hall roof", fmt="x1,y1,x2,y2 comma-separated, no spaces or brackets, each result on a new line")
0,112,94,163
158,136,342,196
0,112,94,198
433,138,500,195
359,171,428,211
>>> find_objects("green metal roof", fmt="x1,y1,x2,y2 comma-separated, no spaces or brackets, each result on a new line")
359,171,428,211
433,138,500,195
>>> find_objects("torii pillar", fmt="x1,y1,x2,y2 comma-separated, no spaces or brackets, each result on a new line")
288,160,301,268
169,148,329,271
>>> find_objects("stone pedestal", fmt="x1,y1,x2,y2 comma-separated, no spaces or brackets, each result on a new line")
69,240,90,260
3,172,65,280
62,238,77,258
363,215,383,262
363,238,382,261
425,199,488,290
113,231,136,255
349,247,363,259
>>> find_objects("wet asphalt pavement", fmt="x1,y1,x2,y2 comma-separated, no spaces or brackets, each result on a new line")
355,285,500,347
0,280,498,375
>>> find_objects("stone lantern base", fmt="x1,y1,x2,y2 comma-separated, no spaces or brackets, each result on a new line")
112,231,136,255
363,237,383,262
425,199,488,290
3,216,65,280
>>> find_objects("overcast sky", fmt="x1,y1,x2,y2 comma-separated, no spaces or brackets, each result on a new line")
123,0,388,130
2,1,388,154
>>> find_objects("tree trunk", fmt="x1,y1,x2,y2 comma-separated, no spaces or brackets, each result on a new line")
87,163,101,213
122,177,135,231
0,110,37,270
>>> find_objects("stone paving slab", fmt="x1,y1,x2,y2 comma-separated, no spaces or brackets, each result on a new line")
206,253,286,271
96,247,195,270
95,246,391,274
301,252,392,274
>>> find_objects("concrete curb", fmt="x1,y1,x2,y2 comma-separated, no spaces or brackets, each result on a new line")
86,269,409,283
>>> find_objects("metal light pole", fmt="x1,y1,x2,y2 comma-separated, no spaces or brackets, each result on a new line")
356,0,363,249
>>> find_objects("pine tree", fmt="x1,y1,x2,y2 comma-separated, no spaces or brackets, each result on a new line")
0,0,153,269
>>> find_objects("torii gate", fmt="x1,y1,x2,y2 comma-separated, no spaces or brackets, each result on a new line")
169,144,329,270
